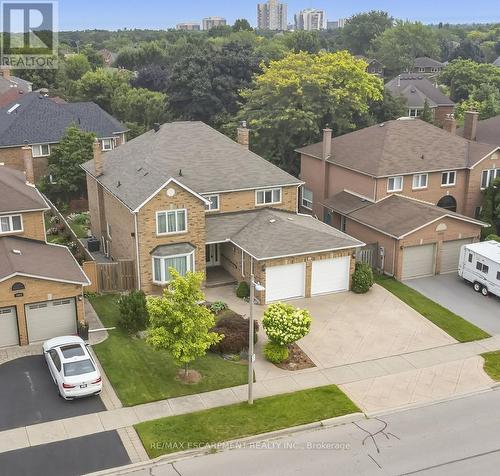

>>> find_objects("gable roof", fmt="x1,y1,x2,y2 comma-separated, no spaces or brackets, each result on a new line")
206,208,363,260
323,192,485,239
0,92,127,147
385,74,454,108
82,121,303,211
0,236,89,285
0,167,49,213
457,115,500,147
412,57,445,69
296,119,496,177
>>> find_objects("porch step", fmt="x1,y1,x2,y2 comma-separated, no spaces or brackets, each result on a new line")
206,278,237,288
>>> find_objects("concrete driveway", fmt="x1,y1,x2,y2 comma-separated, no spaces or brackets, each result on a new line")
405,274,500,335
0,355,105,431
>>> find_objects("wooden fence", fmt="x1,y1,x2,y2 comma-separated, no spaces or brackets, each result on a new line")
95,260,136,293
356,243,378,270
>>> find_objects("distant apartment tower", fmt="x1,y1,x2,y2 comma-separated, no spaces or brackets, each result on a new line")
257,0,288,31
295,8,326,30
176,22,201,31
327,18,347,29
202,16,227,30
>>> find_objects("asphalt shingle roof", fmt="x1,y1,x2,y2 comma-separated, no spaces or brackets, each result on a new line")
206,208,363,260
296,119,497,177
0,92,127,147
457,115,500,147
82,122,303,211
0,167,48,213
413,57,445,69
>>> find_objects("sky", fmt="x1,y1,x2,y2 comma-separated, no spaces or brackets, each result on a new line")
58,0,500,31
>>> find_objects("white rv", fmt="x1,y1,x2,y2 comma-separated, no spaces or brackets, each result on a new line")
458,241,500,298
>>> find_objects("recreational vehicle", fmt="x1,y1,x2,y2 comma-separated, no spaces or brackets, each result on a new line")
458,241,500,298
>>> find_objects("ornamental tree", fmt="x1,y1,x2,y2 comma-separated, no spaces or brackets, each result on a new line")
146,269,222,377
262,303,312,347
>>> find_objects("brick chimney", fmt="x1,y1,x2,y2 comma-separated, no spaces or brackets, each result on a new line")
443,115,457,135
237,121,249,149
322,128,332,160
93,139,103,176
22,145,35,185
463,111,479,141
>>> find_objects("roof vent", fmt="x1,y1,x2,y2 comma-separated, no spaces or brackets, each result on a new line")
269,219,276,223
153,122,160,132
12,249,21,255
287,217,294,221
379,123,385,127
7,103,20,114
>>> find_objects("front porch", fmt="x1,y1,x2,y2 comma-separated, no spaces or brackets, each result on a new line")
205,266,237,288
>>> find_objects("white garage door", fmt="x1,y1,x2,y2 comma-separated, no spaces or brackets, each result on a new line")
311,256,350,295
0,307,19,347
266,263,305,303
402,244,436,280
441,239,473,274
26,298,77,343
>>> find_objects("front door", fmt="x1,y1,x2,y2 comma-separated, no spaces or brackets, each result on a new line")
205,244,220,267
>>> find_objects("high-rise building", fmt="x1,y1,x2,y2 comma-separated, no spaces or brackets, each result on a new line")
176,22,201,31
294,8,326,30
202,16,227,30
327,18,347,30
257,0,288,31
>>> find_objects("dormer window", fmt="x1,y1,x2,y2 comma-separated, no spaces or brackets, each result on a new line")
101,138,114,151
32,144,50,157
0,214,22,234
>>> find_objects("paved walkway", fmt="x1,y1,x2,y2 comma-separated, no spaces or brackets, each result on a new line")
2,333,500,455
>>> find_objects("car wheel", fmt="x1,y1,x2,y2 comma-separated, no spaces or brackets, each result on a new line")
473,282,482,292
481,286,489,296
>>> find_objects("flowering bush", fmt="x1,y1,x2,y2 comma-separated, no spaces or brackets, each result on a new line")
262,302,312,346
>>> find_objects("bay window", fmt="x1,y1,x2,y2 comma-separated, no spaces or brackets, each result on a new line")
156,209,187,235
153,253,193,284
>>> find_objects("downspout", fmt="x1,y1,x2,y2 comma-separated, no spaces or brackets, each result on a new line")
134,212,141,290
392,239,397,277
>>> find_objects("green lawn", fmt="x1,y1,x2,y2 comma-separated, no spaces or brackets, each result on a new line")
375,275,490,343
135,385,360,458
68,221,88,238
89,294,248,407
482,351,500,380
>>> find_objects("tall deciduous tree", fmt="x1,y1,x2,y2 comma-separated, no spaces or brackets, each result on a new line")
64,54,92,81
239,51,383,174
146,270,222,377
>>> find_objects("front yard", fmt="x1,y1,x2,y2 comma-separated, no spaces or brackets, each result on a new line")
89,294,248,407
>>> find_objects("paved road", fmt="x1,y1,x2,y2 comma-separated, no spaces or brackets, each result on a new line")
405,273,500,335
0,355,105,431
0,430,129,476
122,389,500,476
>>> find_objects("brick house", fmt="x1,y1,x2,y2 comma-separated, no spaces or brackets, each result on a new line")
82,122,363,304
297,118,496,280
385,74,455,125
0,165,89,347
0,92,127,183
457,113,500,147
407,57,445,75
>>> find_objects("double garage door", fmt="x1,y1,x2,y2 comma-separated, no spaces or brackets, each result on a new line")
402,238,473,280
265,256,350,303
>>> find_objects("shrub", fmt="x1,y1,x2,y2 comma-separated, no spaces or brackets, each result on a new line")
210,301,228,314
352,262,374,294
118,290,149,333
486,234,500,242
236,281,250,299
262,302,312,346
210,311,259,354
264,342,289,364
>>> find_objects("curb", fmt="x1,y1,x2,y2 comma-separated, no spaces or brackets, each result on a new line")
84,412,365,475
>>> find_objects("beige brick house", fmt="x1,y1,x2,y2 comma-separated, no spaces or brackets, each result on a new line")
82,122,363,303
0,165,89,347
297,118,495,280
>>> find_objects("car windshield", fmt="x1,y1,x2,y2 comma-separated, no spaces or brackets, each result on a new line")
63,359,96,377
60,344,85,359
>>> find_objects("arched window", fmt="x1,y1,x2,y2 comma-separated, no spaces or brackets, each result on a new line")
436,196,457,212
11,282,25,291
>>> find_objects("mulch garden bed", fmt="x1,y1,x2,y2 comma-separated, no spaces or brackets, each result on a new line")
275,343,315,371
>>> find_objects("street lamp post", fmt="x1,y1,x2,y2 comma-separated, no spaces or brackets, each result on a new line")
248,273,264,405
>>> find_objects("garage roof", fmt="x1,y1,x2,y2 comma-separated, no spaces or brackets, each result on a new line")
0,237,89,285
206,208,363,260
0,167,49,213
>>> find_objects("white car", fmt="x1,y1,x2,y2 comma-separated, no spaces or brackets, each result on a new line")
43,336,102,400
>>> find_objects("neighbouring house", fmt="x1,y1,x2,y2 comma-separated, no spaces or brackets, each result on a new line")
0,68,32,108
0,165,89,347
297,119,496,280
0,92,127,183
457,113,500,147
82,122,363,304
385,74,455,125
407,57,445,75
355,56,385,78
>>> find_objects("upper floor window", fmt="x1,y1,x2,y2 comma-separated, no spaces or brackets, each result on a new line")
409,108,420,117
32,144,50,157
441,171,456,186
430,67,439,73
101,138,114,151
387,176,403,192
204,194,219,212
0,214,22,234
256,187,282,205
301,188,313,210
481,169,500,190
412,173,428,190
418,67,426,72
156,209,187,235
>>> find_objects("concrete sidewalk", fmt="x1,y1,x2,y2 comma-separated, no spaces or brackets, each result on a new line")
2,333,500,455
